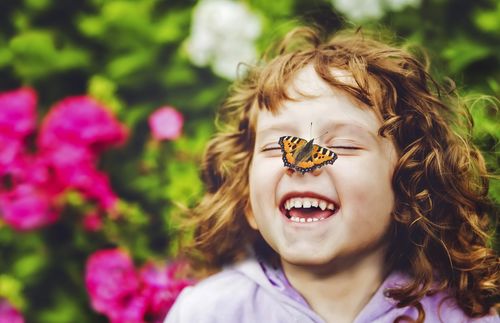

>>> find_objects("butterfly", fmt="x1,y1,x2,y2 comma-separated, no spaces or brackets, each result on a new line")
278,136,337,174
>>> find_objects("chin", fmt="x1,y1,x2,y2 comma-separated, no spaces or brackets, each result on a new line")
280,250,335,267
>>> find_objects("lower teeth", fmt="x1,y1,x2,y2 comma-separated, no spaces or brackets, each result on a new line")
290,216,324,223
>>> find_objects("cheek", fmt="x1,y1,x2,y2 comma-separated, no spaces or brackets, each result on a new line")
249,155,283,190
248,156,283,225
334,157,395,216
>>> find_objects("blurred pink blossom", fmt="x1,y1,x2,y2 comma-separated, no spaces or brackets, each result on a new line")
108,295,147,323
140,262,193,322
0,137,24,178
0,299,24,323
85,250,194,322
65,166,118,210
0,88,37,178
38,148,118,210
82,211,103,232
6,153,60,191
0,152,63,231
0,183,59,231
39,96,127,153
0,90,127,231
0,88,37,139
148,107,184,140
40,144,96,169
85,249,145,322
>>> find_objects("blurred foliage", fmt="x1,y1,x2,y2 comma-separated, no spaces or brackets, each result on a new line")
0,0,498,322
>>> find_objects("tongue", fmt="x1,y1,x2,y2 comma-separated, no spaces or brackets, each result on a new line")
289,208,333,219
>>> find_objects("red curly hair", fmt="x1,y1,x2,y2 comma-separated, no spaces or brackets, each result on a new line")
181,27,499,322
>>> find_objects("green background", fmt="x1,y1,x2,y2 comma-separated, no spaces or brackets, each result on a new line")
0,0,498,321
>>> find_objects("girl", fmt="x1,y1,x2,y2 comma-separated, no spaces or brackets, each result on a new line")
165,27,499,323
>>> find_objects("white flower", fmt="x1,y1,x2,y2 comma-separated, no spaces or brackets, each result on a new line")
385,0,421,11
331,0,421,22
187,0,261,79
332,0,385,21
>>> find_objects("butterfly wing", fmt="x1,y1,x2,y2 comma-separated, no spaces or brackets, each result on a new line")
279,136,308,169
291,144,337,173
279,136,337,173
310,144,337,168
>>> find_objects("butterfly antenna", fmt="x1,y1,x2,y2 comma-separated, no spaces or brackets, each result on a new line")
309,122,328,140
314,131,329,140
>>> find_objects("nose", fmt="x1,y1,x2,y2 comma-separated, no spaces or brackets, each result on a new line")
285,167,324,176
311,167,323,176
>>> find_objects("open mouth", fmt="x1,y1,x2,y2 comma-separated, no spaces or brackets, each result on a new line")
280,196,338,223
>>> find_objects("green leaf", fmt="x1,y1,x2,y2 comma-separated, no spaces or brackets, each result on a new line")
153,9,191,44
164,160,203,206
442,39,491,74
38,289,83,323
0,275,25,309
9,31,90,80
76,16,105,38
474,3,500,35
24,0,51,11
101,0,154,37
13,252,47,281
0,47,13,68
162,55,197,88
106,50,155,80
87,75,123,114
173,120,213,158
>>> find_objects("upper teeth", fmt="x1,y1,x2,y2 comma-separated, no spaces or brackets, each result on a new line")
284,197,335,211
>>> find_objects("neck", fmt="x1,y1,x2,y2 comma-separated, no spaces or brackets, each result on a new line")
281,248,388,323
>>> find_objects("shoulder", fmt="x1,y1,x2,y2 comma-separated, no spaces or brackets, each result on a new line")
163,267,260,322
420,291,499,323
368,273,499,323
163,258,319,323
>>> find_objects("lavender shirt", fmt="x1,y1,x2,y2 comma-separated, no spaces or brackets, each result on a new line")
164,258,499,323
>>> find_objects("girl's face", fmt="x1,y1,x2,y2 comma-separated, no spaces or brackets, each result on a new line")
246,65,398,270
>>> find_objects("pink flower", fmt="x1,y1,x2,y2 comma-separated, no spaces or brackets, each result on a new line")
0,88,37,140
148,107,184,140
82,211,103,232
0,299,24,323
6,153,60,193
0,91,126,231
0,136,24,179
140,262,193,322
85,249,145,322
40,144,96,169
39,96,127,153
0,183,59,231
37,146,118,210
0,88,37,178
63,165,118,210
108,295,147,323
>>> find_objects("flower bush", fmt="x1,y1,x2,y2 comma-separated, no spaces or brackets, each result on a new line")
0,89,125,231
85,249,191,323
0,299,24,323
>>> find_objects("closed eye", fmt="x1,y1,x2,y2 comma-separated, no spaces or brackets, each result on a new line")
261,146,281,152
328,146,360,150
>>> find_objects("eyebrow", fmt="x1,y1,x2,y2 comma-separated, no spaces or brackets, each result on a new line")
330,123,378,141
256,124,297,137
257,121,378,141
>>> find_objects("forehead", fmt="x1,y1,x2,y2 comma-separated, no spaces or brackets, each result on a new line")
287,65,357,100
254,65,380,134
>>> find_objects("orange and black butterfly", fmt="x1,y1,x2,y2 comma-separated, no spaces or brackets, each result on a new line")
278,136,337,174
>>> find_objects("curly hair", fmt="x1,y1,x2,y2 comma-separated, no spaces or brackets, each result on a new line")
182,27,499,321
